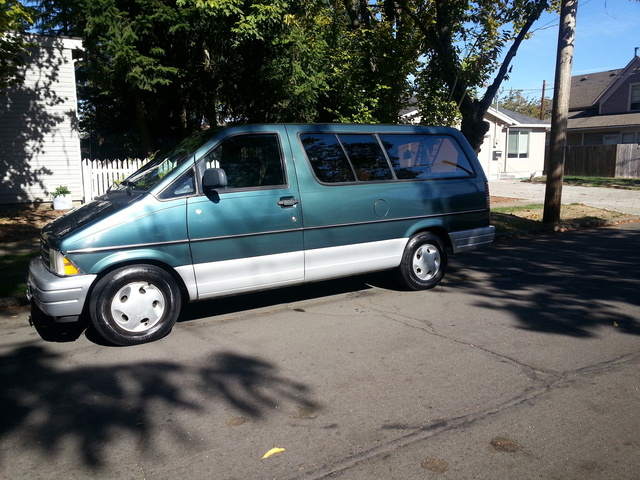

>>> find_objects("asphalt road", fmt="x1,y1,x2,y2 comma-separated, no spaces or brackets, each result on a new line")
1,222,639,479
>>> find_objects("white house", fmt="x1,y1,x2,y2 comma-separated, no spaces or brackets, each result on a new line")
401,105,550,180
479,107,550,180
0,34,84,204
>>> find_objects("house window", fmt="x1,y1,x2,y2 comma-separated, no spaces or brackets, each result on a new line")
603,134,619,145
631,84,640,111
621,132,637,144
508,130,530,158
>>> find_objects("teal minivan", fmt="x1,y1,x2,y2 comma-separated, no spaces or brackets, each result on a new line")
28,124,494,345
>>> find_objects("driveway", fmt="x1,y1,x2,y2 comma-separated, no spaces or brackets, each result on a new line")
489,179,640,216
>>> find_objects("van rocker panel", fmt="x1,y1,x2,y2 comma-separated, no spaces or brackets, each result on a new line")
193,251,305,299
304,238,407,283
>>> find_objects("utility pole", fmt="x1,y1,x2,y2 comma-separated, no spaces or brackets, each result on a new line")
543,0,578,224
540,80,546,120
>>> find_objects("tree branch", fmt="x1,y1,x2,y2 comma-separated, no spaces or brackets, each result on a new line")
481,1,550,110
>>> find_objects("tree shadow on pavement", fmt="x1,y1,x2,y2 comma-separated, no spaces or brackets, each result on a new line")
0,345,320,469
448,225,640,337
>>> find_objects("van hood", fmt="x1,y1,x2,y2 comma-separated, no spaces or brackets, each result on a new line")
42,192,141,248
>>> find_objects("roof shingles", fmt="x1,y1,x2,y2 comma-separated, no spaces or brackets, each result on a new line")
569,69,621,110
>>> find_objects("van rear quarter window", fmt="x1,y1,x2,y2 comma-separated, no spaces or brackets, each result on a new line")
301,132,476,183
378,134,475,179
338,134,393,181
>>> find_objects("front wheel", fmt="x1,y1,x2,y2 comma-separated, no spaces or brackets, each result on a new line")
397,232,448,290
89,265,181,346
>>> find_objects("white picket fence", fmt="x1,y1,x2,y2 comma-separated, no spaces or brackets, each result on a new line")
81,158,148,200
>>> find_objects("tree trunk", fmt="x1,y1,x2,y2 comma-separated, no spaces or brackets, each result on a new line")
135,93,153,157
460,100,490,153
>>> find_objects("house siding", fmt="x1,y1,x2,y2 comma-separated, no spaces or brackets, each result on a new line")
481,110,549,180
567,57,640,146
600,67,640,115
0,35,83,204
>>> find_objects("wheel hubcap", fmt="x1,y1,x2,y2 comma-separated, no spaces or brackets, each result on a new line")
110,282,166,333
412,244,441,281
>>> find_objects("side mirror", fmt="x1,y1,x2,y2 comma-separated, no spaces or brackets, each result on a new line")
202,168,228,190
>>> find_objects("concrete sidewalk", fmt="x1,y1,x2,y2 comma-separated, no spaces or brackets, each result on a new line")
489,180,640,216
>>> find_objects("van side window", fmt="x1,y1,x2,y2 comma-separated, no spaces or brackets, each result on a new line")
379,134,475,179
338,134,393,181
300,133,393,183
203,134,285,188
380,135,474,180
300,134,356,183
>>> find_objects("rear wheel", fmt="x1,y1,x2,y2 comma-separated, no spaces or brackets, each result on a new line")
89,265,181,346
397,232,447,290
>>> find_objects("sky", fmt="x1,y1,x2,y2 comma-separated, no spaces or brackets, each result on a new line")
497,0,640,101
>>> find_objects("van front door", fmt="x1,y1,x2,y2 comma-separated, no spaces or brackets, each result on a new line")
187,130,303,299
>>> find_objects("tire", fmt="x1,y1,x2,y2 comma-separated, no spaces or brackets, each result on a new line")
89,265,181,346
397,232,448,290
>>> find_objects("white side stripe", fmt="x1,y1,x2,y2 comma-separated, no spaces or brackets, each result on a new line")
305,238,407,282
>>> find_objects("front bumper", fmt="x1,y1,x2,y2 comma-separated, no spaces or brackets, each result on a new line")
27,257,97,323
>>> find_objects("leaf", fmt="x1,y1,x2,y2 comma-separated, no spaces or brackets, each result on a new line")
262,447,285,459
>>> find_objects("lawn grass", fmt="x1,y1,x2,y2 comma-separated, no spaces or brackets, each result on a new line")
0,252,37,305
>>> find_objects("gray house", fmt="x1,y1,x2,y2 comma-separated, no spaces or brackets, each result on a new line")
0,34,84,204
567,55,640,145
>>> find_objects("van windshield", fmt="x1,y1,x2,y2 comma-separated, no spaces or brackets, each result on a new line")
109,130,217,193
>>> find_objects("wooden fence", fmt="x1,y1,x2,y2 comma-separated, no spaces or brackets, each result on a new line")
81,158,148,200
562,144,640,178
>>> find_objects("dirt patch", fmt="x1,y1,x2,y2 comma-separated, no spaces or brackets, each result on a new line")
490,201,635,236
0,205,66,244
491,196,524,204
494,203,627,222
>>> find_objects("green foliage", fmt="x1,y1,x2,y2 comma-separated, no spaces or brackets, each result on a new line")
404,0,557,149
31,0,340,156
498,88,551,120
413,65,462,127
0,252,36,301
319,1,421,124
0,0,34,92
52,185,70,197
27,0,557,156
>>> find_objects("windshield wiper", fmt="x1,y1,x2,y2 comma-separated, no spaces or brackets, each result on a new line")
121,180,138,196
107,180,138,195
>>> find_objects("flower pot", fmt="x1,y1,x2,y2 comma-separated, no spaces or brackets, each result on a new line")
53,194,73,210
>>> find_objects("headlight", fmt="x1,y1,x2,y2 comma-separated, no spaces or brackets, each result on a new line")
49,249,81,276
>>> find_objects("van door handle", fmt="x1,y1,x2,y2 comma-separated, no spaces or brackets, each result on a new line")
278,196,299,208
